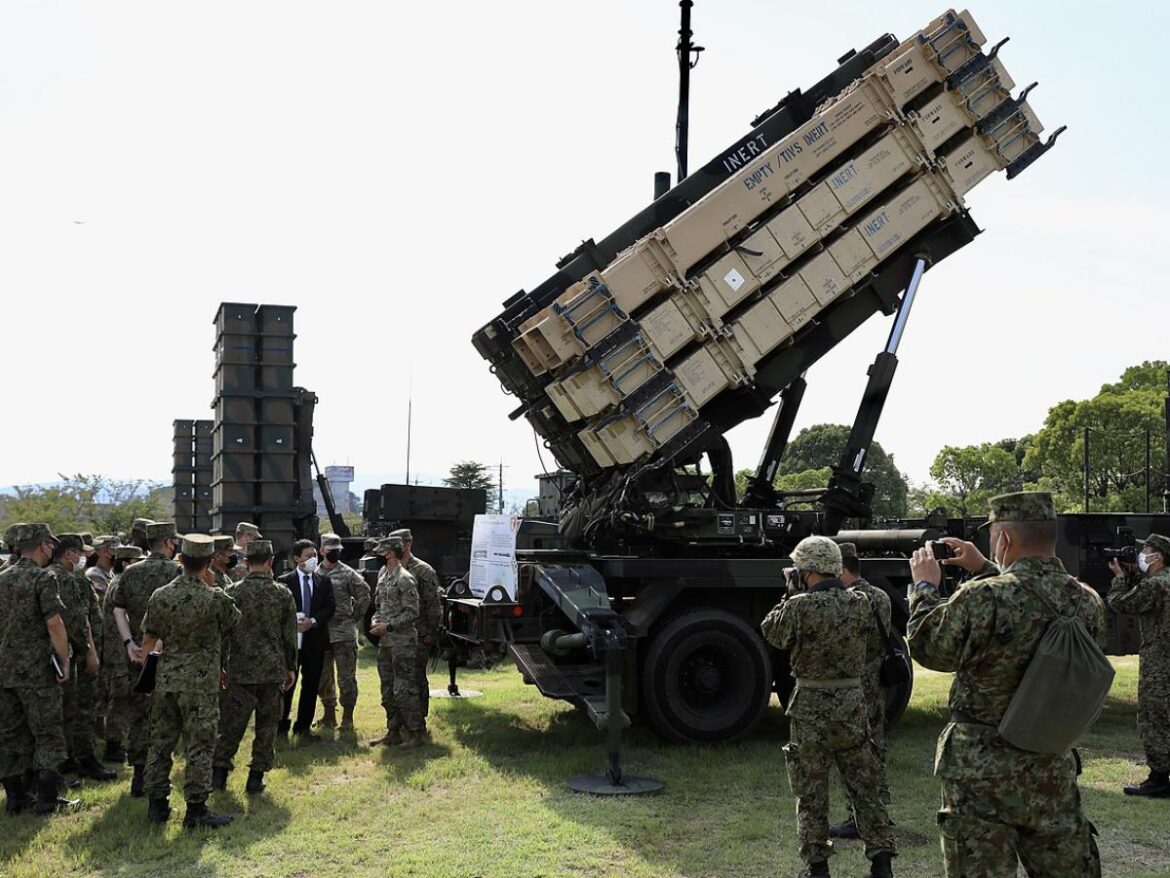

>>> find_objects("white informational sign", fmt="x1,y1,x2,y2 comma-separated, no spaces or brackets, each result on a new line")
468,514,522,600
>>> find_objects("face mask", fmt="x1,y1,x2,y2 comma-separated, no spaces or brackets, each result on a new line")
993,533,1010,569
1139,553,1155,574
325,549,341,564
226,553,240,569
301,556,318,574
74,554,86,572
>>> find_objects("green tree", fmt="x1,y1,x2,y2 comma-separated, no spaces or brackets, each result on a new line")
928,443,1019,517
442,461,496,491
774,424,910,518
0,474,169,536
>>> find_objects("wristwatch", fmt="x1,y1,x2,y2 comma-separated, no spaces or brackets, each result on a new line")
913,580,938,593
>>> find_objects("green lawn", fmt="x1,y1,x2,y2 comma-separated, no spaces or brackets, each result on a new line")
1,655,1166,878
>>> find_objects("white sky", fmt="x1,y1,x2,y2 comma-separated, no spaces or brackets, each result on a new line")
2,0,1167,494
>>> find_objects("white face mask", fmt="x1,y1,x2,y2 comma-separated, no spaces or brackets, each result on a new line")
74,554,86,572
1139,553,1155,574
301,556,318,574
993,533,1010,570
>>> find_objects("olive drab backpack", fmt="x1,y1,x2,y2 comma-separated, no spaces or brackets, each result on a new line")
997,579,1115,754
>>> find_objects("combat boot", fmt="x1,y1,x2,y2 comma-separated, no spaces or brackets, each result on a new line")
182,801,232,830
869,852,894,878
211,766,229,791
77,755,117,782
315,705,337,729
3,775,27,815
368,729,402,747
103,739,126,764
828,815,859,839
797,862,830,878
129,764,145,798
397,729,423,749
58,757,80,775
245,770,266,795
33,771,79,814
94,716,106,740
146,796,171,824
339,706,355,730
1125,771,1170,797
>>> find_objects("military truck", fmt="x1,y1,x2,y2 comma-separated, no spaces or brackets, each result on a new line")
445,8,1083,776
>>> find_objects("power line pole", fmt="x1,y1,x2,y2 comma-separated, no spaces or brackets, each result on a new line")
498,459,505,513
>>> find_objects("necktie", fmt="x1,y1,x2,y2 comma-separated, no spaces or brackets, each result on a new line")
302,573,311,616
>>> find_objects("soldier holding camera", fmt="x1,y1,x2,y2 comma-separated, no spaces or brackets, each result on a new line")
1107,533,1170,797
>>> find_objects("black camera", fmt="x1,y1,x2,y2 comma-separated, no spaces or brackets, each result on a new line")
1102,545,1138,564
930,541,955,560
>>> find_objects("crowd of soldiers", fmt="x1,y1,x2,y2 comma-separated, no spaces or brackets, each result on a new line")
763,490,1167,878
0,518,442,830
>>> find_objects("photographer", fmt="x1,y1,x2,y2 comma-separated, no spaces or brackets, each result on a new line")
1107,534,1170,797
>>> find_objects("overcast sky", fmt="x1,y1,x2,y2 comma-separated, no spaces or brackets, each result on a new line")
2,1,1166,495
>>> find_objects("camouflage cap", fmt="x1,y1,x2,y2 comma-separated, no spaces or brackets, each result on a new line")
363,537,379,552
373,536,405,556
145,522,176,540
78,532,94,546
212,535,234,553
837,542,858,562
979,491,1057,529
180,534,215,559
234,522,262,538
131,518,154,533
114,546,145,561
320,533,342,549
12,522,60,549
57,533,95,554
244,540,274,560
790,535,843,576
3,524,21,547
1139,534,1170,560
388,528,413,542
92,535,120,550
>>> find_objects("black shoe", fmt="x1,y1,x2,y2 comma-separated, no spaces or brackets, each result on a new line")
103,740,126,764
182,801,233,830
130,765,145,798
829,815,859,839
798,862,831,878
77,756,117,782
33,771,79,814
3,775,27,815
293,729,321,743
1124,771,1170,797
869,852,894,878
146,796,171,824
245,770,265,795
58,758,80,775
211,766,229,791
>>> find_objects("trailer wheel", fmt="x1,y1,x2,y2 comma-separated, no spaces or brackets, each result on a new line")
641,608,771,744
884,642,913,727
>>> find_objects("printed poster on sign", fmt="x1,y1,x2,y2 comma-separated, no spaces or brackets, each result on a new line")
468,514,522,600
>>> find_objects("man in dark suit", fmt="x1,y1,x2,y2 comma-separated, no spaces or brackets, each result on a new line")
278,539,335,742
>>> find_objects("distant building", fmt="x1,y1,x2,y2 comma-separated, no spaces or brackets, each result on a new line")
314,465,355,514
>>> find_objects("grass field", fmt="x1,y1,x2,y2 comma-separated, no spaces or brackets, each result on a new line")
1,654,1167,878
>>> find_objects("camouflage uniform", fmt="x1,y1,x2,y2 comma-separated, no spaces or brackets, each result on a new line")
101,579,132,747
909,493,1103,878
0,553,68,778
317,559,370,713
761,536,894,870
214,567,297,774
48,557,100,764
86,559,114,728
142,570,241,804
405,553,442,722
851,575,892,805
112,547,181,766
1107,549,1170,775
373,559,421,734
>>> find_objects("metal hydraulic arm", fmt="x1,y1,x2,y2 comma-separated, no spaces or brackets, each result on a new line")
741,376,808,508
821,256,928,535
311,448,351,538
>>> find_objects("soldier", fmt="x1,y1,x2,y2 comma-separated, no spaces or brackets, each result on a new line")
140,534,241,828
761,536,895,878
389,529,443,734
100,546,144,763
315,533,370,732
86,536,118,597
829,543,892,840
212,540,297,794
209,536,236,589
908,492,1103,877
113,521,182,797
47,534,115,782
128,518,154,553
227,522,262,583
86,535,118,744
367,537,424,749
0,523,77,815
1107,533,1170,796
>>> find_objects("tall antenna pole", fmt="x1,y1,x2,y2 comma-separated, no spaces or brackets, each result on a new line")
405,374,413,485
675,1,702,182
499,459,505,513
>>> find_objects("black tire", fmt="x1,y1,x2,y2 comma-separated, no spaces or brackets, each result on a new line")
641,608,772,744
883,642,914,727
